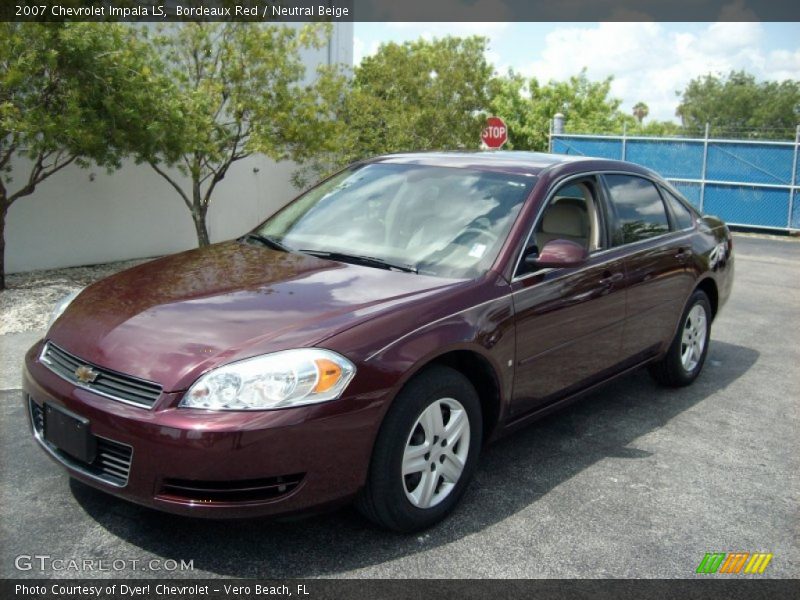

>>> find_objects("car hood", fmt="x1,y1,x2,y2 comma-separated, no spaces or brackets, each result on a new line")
48,241,462,391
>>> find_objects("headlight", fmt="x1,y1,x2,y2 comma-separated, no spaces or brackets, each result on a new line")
179,349,356,411
48,290,81,328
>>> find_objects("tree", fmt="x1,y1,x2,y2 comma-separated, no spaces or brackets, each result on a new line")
486,70,539,150
638,119,682,137
348,37,492,158
0,23,168,290
293,36,494,188
140,23,345,247
676,70,800,139
488,69,631,150
632,101,649,125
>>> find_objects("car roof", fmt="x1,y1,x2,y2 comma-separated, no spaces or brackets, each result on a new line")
368,151,655,179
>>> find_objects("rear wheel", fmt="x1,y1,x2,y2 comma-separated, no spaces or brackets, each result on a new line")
649,290,712,387
357,366,482,532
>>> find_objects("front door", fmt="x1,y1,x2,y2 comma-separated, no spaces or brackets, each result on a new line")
511,177,627,416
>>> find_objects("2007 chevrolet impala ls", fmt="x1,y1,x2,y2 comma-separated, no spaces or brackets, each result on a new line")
23,152,733,531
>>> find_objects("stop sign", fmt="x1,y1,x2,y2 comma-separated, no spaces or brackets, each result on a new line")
481,116,508,149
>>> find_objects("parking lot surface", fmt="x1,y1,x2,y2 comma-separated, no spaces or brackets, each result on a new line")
1,234,798,578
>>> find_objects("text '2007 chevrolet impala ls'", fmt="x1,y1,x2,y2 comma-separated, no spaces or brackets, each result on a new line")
24,152,733,531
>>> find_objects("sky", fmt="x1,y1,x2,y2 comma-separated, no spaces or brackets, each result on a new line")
353,22,800,122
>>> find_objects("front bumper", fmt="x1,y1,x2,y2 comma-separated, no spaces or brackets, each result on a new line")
23,341,386,518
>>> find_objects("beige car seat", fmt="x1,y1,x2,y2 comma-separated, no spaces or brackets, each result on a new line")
536,198,589,249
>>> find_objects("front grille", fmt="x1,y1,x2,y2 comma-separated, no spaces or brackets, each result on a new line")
29,397,133,487
158,474,304,504
40,342,162,409
31,400,45,433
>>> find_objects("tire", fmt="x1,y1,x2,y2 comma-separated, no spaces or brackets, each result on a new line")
357,365,482,532
649,289,712,387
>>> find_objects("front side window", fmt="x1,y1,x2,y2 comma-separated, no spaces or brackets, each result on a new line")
517,178,604,276
257,163,536,279
532,179,603,253
604,175,670,245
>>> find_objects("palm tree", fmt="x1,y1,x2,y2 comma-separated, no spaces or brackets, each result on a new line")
632,102,649,126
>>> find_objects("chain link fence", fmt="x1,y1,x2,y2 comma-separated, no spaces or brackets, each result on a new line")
550,126,800,231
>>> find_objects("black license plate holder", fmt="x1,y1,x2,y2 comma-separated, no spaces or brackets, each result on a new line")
44,403,96,464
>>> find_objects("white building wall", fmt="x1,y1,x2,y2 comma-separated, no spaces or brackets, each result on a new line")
6,22,353,274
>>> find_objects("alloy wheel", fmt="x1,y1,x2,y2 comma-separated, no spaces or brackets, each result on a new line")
402,397,471,509
681,304,708,372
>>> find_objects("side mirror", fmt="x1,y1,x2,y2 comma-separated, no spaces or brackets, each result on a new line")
524,239,588,269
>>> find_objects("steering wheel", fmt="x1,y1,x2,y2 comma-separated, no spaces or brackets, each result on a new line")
455,227,498,246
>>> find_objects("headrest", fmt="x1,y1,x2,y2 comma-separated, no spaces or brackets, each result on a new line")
541,201,588,237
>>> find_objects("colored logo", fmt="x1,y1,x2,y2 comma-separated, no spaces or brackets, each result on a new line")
74,365,99,384
696,552,773,574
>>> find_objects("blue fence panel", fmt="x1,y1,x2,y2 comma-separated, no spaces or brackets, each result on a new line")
626,139,704,179
796,147,800,184
703,184,790,228
552,138,621,159
551,132,799,230
668,181,702,209
706,142,794,185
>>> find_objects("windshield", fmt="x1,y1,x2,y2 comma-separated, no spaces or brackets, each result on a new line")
256,163,536,279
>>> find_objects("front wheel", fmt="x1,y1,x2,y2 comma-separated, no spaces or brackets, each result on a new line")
357,366,482,532
649,289,712,387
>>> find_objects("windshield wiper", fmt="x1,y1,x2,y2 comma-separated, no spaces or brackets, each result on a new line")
299,249,418,274
242,233,293,252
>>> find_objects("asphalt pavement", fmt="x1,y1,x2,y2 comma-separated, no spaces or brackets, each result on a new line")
1,234,798,579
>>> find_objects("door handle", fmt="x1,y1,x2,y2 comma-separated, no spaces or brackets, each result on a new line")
599,272,624,286
675,248,692,261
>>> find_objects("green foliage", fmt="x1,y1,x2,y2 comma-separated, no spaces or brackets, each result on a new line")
632,101,649,125
676,70,800,139
293,36,493,187
0,22,166,289
540,71,629,136
486,71,539,150
1,23,168,188
638,119,682,136
4,23,797,292
488,69,631,150
624,105,682,136
349,37,492,156
141,23,345,245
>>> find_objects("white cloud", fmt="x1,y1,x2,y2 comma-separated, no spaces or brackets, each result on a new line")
768,48,800,81
356,21,800,122
353,36,364,65
353,36,382,65
520,22,800,123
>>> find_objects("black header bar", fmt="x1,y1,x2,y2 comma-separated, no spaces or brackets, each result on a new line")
3,0,800,22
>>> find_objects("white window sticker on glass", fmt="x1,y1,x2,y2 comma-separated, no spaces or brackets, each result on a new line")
468,243,487,258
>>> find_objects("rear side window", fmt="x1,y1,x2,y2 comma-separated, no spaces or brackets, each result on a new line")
661,187,695,230
604,175,670,245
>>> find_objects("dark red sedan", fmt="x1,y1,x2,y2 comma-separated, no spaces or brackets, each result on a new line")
24,152,733,531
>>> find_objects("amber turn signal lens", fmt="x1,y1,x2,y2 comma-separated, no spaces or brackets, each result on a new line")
313,358,343,393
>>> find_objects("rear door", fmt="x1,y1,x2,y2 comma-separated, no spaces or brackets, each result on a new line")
601,174,696,362
510,176,627,416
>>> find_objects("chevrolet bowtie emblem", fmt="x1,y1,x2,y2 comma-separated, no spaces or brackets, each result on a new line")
74,365,99,384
